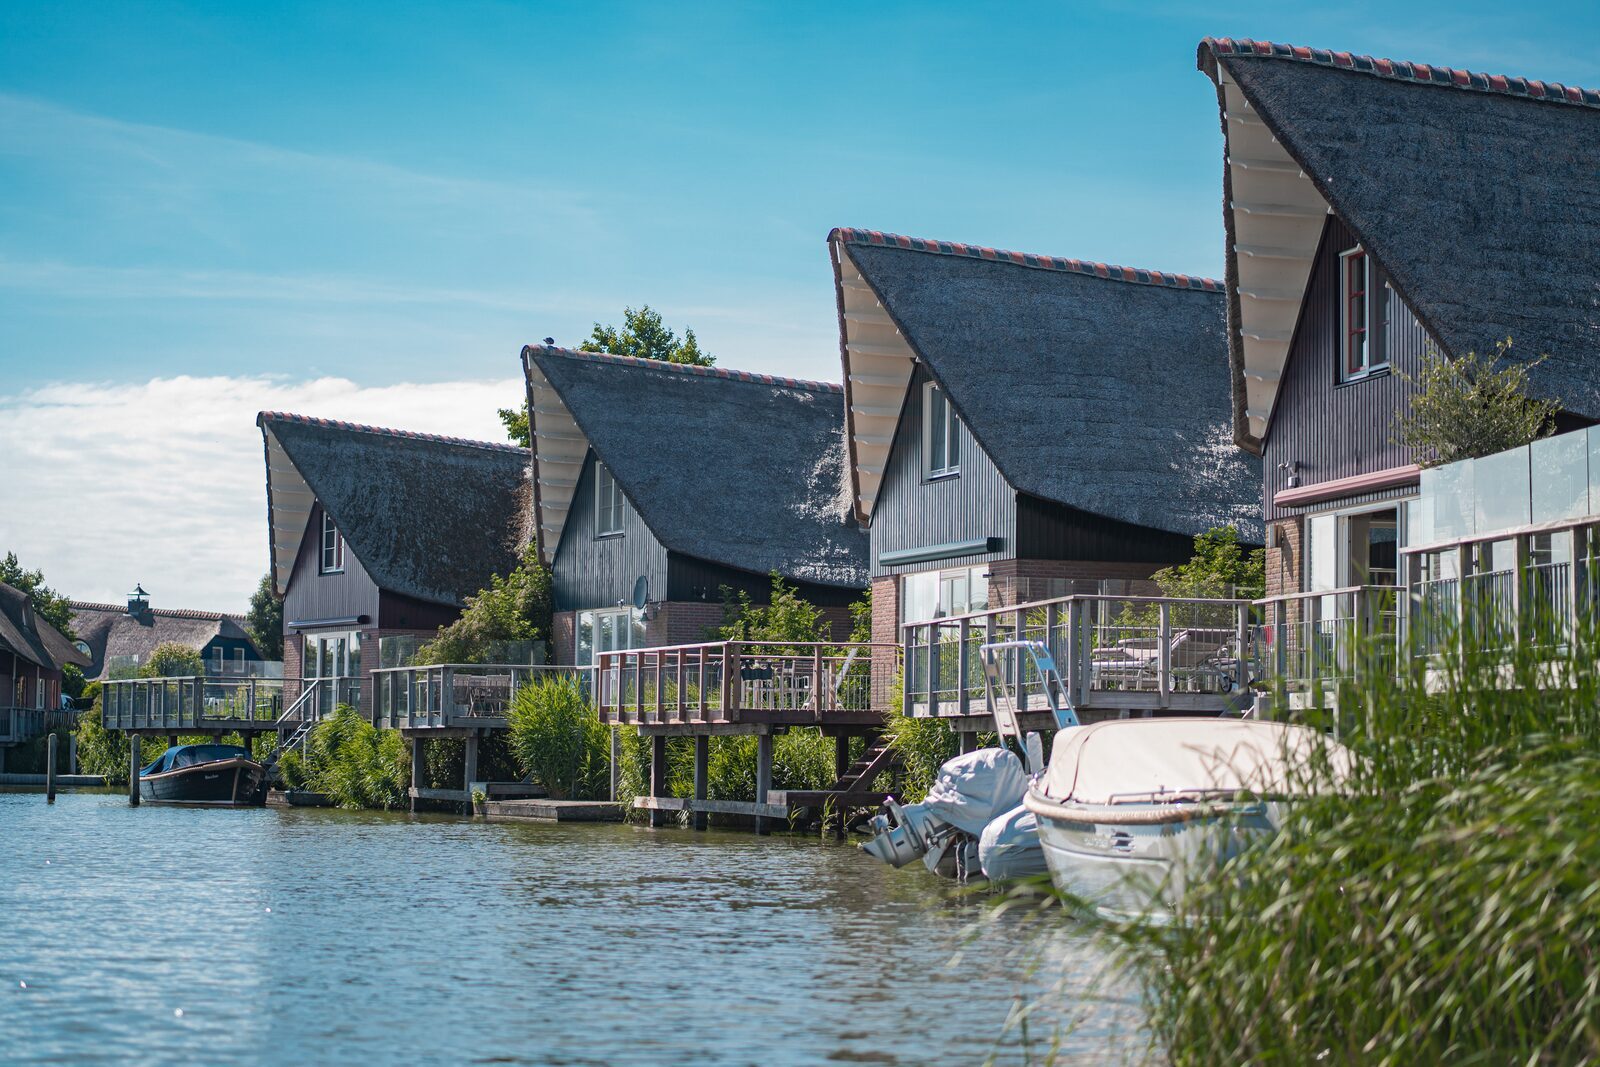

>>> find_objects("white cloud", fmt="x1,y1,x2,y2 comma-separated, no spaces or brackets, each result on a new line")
0,374,522,613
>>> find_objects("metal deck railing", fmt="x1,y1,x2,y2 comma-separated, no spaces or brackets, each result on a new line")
372,664,593,730
99,676,285,732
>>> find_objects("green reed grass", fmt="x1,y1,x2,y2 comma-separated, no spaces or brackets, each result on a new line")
1095,586,1600,1064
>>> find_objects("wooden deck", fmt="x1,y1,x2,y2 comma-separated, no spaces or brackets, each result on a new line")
99,676,286,735
0,707,77,746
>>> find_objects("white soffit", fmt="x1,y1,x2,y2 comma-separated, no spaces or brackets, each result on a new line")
834,241,915,521
1216,66,1330,440
263,426,316,596
526,361,588,565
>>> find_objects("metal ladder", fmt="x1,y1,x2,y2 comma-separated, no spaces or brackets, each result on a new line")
979,640,1081,774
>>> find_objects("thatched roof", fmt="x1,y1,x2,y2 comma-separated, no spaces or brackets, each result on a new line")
522,346,867,589
831,230,1262,542
258,413,528,606
1199,38,1600,448
0,583,88,673
69,601,244,680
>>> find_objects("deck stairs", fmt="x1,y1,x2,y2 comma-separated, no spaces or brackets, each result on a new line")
769,734,902,835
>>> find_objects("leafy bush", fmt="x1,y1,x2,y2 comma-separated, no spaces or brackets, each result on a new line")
506,675,610,799
415,547,552,665
74,709,168,785
714,573,829,650
1394,339,1559,466
140,642,205,678
297,705,409,809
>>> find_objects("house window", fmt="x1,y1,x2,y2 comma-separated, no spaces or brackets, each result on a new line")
923,382,960,478
1340,247,1392,382
211,647,223,674
577,607,643,665
320,511,344,573
233,648,246,673
595,462,625,537
901,566,990,624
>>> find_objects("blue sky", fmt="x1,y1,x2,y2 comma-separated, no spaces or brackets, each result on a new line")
3,1,1599,609
5,0,1599,391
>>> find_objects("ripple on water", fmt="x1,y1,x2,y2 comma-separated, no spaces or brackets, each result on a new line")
0,791,1147,1066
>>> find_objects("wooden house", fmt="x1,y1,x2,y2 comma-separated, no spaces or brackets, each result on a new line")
828,228,1262,646
71,586,268,681
258,412,529,713
1197,39,1600,600
0,581,89,752
520,345,868,665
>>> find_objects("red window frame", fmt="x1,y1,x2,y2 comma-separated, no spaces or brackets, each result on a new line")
1342,247,1369,378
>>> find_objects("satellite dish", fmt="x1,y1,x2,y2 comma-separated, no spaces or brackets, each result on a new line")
631,576,649,611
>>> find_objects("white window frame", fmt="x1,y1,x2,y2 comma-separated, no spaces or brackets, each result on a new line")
577,607,641,665
594,462,625,537
1339,246,1392,383
900,565,990,624
319,511,344,574
211,646,224,674
922,381,960,479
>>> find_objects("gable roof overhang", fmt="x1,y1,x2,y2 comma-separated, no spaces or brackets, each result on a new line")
261,423,319,596
1198,42,1333,452
520,347,590,566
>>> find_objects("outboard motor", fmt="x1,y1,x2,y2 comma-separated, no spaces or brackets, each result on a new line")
861,748,1032,880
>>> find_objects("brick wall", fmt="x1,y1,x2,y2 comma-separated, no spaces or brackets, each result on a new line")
551,611,577,666
653,601,726,647
1266,519,1302,599
869,575,899,646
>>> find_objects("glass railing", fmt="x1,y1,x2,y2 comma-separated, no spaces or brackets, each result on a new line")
1412,425,1600,546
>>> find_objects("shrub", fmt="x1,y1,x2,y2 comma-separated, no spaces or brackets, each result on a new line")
298,706,409,810
415,547,551,665
1393,339,1559,466
506,676,610,799
140,643,205,678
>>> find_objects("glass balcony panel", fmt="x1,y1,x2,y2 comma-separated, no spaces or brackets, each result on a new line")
1427,459,1476,542
1532,430,1589,524
1472,446,1531,536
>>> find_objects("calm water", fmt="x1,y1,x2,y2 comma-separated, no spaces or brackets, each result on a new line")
1,791,1145,1065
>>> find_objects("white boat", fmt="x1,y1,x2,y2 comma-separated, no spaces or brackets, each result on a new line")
1023,718,1349,920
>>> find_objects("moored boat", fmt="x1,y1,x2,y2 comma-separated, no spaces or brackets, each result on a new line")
1023,719,1349,920
139,743,268,806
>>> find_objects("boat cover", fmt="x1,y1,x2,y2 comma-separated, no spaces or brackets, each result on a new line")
978,804,1048,881
923,749,1029,836
1038,719,1348,805
141,744,251,777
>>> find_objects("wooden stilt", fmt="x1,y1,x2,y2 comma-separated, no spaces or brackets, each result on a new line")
166,733,178,751
755,731,773,836
609,727,620,802
128,733,141,806
692,735,709,831
649,734,668,828
834,733,851,781
462,732,479,814
45,732,57,803
410,736,425,813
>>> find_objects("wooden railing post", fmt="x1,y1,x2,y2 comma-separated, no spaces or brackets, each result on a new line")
956,620,970,717
720,643,734,720
1065,600,1082,706
697,649,708,719
901,627,914,718
927,625,941,719
632,653,643,723
653,652,664,724
1012,609,1027,715
1235,602,1250,693
675,650,686,722
1044,603,1060,707
811,645,824,720
1157,601,1172,706
726,642,742,722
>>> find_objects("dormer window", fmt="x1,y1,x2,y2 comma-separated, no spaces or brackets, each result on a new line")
595,462,625,537
319,511,344,574
923,381,961,479
1340,246,1392,382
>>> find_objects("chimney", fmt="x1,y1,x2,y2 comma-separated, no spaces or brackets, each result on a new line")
127,583,151,620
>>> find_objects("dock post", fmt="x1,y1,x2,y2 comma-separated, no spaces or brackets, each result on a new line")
167,733,178,751
754,731,773,836
692,735,709,831
128,733,140,806
462,731,479,814
609,727,620,801
410,736,424,813
648,734,668,828
46,732,57,803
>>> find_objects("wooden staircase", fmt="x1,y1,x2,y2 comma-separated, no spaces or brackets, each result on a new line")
768,734,902,836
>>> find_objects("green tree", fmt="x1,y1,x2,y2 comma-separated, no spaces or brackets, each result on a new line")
498,403,531,449
583,305,714,366
1394,339,1560,467
714,574,828,652
244,572,284,661
1150,526,1265,600
415,547,553,665
140,642,205,678
0,552,75,636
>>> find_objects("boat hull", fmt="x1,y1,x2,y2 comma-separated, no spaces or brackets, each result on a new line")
1026,792,1279,920
140,757,268,806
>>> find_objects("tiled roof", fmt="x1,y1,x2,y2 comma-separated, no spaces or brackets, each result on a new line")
1202,37,1600,109
257,411,525,455
68,600,244,624
830,228,1224,293
519,344,843,395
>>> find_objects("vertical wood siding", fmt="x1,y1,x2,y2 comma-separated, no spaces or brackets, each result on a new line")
665,553,862,607
1264,215,1430,521
283,504,382,625
552,451,669,613
870,365,1016,577
1015,495,1206,561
